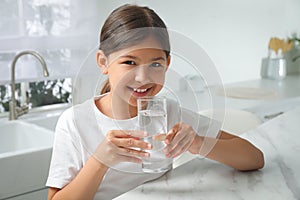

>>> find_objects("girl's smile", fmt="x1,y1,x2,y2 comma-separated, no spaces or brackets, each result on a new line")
127,85,153,98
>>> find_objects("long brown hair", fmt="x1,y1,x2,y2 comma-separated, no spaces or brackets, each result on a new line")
99,4,170,95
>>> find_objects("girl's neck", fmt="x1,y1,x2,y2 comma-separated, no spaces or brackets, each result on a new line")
96,93,137,120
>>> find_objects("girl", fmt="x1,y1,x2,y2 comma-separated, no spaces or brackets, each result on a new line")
46,4,264,200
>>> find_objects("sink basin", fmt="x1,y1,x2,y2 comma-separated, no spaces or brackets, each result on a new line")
0,120,54,199
0,121,53,155
24,112,61,131
19,107,65,131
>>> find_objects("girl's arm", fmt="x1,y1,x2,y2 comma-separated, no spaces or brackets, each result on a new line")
48,156,108,200
165,122,264,171
48,130,150,200
190,130,265,171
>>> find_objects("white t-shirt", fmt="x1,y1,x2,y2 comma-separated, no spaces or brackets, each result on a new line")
46,94,218,199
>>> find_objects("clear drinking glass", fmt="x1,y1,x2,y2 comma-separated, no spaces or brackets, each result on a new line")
137,96,172,173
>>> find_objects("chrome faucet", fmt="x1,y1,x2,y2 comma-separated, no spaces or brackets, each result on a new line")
9,50,49,120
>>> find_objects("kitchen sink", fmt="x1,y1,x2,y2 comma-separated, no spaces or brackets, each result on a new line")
23,112,61,131
19,105,66,132
0,120,53,154
0,120,54,199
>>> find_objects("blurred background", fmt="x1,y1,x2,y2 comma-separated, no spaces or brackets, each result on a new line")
1,1,300,199
1,0,299,111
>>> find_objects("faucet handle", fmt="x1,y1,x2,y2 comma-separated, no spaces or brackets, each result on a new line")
16,104,29,117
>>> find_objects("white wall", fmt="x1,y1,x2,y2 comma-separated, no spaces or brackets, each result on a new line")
95,0,300,83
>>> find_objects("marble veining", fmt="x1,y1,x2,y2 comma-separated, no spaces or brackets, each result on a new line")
115,107,300,200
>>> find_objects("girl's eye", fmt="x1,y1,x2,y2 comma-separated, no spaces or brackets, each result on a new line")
150,62,163,68
122,60,136,65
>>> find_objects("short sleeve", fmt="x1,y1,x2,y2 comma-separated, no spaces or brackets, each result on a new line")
46,108,83,189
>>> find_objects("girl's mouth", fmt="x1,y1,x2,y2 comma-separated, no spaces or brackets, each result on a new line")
128,86,152,97
133,88,148,93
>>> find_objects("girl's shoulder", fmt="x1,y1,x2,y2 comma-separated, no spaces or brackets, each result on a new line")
56,98,94,129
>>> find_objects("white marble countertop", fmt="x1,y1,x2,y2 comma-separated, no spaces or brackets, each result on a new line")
115,106,300,200
173,75,300,124
225,75,300,99
173,75,300,110
221,74,300,111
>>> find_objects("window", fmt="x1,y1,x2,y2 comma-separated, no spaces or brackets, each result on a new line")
0,78,72,113
0,0,98,113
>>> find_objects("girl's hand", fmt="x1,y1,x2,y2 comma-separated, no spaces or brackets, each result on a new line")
163,122,197,158
93,130,152,167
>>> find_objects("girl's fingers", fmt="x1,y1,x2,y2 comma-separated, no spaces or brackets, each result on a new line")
126,130,148,138
106,130,151,149
110,137,152,149
166,128,186,149
164,130,185,155
118,147,150,158
165,123,181,144
164,123,196,158
153,133,167,141
166,134,193,158
107,130,147,140
165,132,175,145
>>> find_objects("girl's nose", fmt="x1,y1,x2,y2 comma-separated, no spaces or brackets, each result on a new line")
134,65,149,83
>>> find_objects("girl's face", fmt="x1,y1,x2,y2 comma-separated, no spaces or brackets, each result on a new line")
98,36,170,107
